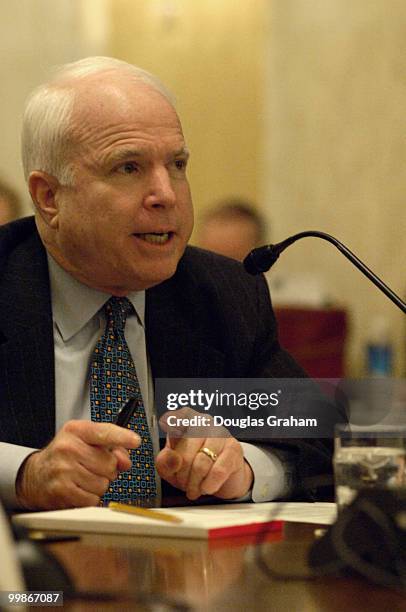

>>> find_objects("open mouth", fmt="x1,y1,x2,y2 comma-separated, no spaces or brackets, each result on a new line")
134,232,173,245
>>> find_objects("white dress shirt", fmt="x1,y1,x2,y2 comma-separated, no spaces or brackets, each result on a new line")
0,255,289,507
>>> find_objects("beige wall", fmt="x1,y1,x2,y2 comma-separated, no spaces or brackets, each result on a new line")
263,0,406,374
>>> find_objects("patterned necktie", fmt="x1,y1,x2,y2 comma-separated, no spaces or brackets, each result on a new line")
90,296,157,506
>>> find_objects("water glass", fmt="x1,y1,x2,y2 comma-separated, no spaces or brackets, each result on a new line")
334,424,406,509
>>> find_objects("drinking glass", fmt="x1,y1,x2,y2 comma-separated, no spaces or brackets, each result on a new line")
334,424,406,509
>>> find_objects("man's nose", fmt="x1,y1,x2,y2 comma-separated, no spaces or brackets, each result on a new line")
143,167,176,209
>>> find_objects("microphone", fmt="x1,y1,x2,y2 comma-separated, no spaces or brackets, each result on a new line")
244,234,406,587
243,230,406,314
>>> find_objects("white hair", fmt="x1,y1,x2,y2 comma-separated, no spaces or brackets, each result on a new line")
21,56,175,185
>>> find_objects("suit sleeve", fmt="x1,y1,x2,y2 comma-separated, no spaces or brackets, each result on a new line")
247,274,335,501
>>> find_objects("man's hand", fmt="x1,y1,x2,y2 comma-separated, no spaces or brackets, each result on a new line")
16,420,140,510
156,409,253,501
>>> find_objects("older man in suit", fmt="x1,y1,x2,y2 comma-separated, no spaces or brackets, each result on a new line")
0,57,331,511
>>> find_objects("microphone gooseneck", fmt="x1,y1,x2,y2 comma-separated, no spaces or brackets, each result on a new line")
243,230,406,314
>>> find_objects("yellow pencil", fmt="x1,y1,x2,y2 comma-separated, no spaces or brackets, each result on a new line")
108,502,183,524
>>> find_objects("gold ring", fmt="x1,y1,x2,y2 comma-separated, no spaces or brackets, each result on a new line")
198,447,218,462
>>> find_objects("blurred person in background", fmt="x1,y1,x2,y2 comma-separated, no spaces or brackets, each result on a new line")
196,198,267,262
195,198,342,377
0,177,22,224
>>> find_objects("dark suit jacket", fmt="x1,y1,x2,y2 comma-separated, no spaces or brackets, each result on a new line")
0,217,332,499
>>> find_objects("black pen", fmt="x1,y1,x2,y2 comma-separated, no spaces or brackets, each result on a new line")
114,397,137,427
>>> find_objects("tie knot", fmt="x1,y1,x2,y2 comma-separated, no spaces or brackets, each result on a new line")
105,296,133,332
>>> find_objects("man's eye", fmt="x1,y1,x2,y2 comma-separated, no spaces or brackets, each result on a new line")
118,162,138,174
174,159,187,171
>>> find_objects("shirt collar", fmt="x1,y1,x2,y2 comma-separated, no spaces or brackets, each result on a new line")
47,254,146,342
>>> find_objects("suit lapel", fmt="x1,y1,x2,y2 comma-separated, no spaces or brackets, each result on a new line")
146,269,225,380
0,225,54,447
146,263,226,507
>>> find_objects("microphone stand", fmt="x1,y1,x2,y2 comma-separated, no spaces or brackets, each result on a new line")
243,230,406,314
244,231,406,587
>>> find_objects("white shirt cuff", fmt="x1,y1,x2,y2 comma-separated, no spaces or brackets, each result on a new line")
241,442,291,502
0,443,38,508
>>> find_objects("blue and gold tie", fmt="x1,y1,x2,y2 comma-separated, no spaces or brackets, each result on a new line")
90,296,157,505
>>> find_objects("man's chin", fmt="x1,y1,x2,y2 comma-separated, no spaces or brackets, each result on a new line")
113,262,180,294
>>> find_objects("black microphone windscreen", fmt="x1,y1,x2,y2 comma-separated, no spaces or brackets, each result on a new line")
243,246,279,275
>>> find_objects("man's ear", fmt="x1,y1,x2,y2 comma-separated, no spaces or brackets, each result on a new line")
28,171,61,229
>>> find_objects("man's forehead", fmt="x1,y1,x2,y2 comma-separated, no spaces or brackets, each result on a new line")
69,77,182,146
71,75,176,121
66,76,185,159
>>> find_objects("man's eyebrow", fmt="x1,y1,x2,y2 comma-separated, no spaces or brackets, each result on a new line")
107,148,143,164
106,146,189,165
175,146,190,158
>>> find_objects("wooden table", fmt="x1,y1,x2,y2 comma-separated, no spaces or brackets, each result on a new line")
43,521,405,611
